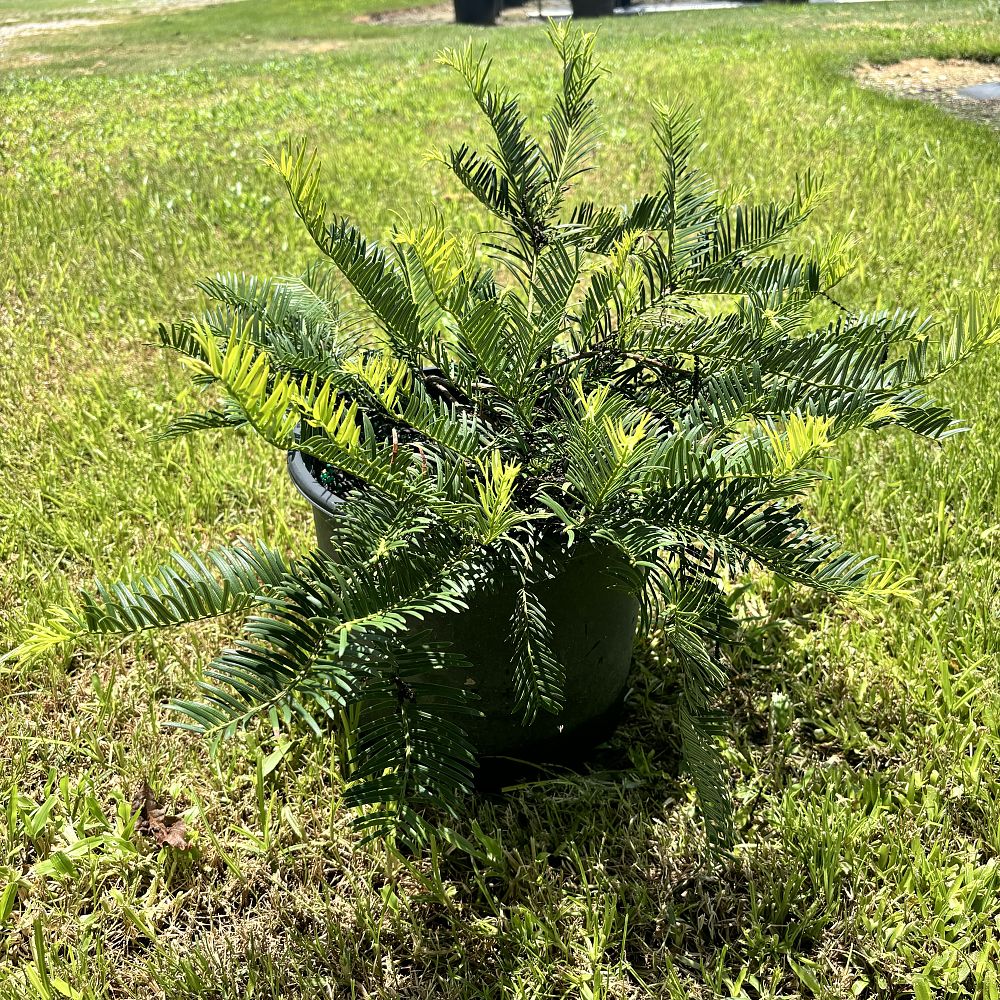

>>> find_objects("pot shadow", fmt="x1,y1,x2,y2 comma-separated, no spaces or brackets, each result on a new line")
155,607,866,997
392,612,850,991
406,646,760,984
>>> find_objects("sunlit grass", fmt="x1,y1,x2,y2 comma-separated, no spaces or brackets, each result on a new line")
1,0,999,996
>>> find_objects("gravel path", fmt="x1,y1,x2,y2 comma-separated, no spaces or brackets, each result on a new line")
355,0,750,25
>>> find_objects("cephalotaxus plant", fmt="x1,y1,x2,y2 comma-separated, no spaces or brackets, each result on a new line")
8,24,998,849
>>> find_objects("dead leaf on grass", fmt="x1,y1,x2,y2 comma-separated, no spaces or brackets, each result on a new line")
132,781,189,850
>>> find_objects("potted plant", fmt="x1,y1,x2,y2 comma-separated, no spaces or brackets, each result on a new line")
454,0,502,25
8,25,998,848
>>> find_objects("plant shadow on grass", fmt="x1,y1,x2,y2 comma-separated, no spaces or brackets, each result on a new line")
147,599,873,998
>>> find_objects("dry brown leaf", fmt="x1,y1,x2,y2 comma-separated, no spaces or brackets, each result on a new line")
132,781,189,850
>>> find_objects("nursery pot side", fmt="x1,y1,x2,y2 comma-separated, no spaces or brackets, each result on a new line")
287,450,640,765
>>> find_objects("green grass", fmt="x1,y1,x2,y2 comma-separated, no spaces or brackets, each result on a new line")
0,0,440,72
2,0,1000,996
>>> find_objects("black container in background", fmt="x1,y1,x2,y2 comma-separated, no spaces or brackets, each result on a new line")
454,0,502,24
571,0,616,14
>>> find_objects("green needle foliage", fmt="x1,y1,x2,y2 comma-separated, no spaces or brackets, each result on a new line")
8,23,999,850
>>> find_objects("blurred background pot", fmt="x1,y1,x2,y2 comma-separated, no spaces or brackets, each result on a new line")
454,0,502,24
570,0,616,16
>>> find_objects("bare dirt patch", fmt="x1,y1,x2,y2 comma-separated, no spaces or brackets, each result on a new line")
0,18,115,47
0,1,242,53
267,38,349,56
359,3,476,25
854,57,1000,130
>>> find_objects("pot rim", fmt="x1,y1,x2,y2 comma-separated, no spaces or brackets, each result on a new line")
287,449,345,518
287,365,447,520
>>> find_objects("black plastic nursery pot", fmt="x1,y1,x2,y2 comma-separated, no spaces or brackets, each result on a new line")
570,0,616,16
287,450,640,772
453,0,501,24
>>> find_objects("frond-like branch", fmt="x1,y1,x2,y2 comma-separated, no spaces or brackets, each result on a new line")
6,541,291,663
345,640,478,848
510,573,565,725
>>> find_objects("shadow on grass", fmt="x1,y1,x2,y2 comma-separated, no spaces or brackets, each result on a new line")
143,606,886,999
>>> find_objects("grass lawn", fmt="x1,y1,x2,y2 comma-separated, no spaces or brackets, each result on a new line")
2,0,1000,996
